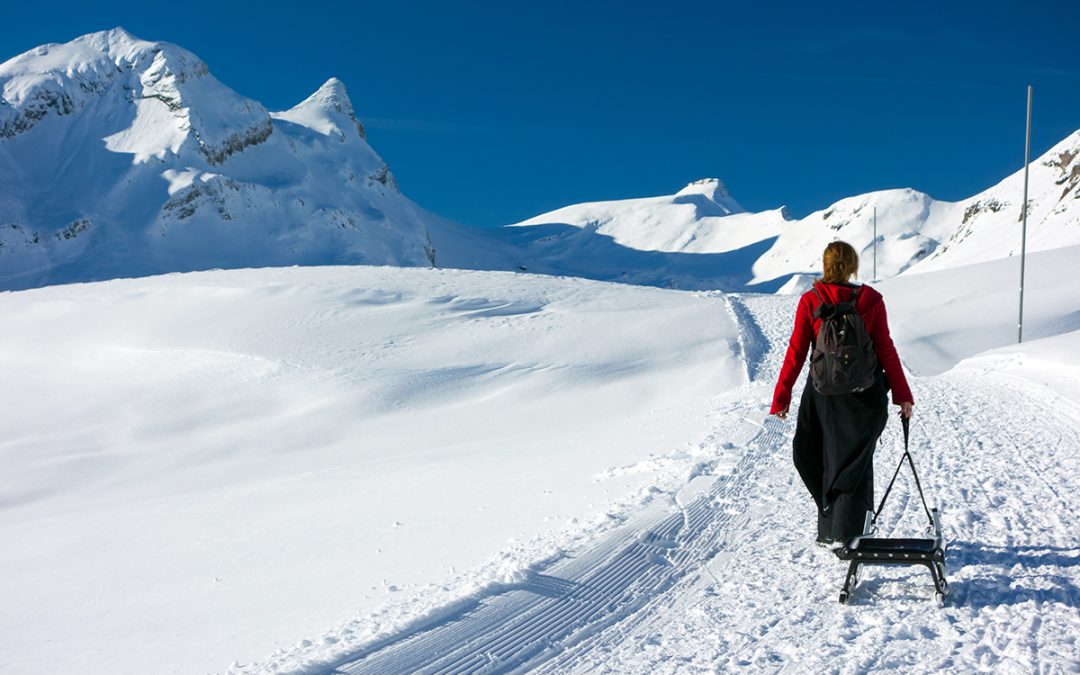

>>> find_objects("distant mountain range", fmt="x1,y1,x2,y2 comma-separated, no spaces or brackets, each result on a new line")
508,137,1080,285
1,29,1077,292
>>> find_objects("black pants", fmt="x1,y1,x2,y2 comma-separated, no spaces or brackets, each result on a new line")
793,372,889,543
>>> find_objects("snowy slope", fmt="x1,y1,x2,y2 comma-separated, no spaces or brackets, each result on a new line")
2,242,1076,673
0,29,438,290
907,130,1080,274
511,178,757,253
952,329,1080,409
0,266,745,674
475,179,791,291
878,245,1080,376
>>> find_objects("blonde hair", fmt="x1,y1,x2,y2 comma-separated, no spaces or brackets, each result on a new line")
820,241,859,284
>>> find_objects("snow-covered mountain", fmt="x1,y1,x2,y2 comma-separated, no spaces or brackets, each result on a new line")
512,178,757,252
476,178,791,290
0,28,437,290
512,131,1080,287
909,130,1080,273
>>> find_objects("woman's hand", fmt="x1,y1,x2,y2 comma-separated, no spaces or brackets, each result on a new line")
899,401,914,418
774,406,789,420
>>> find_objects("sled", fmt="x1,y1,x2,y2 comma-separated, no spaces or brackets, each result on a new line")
836,416,948,605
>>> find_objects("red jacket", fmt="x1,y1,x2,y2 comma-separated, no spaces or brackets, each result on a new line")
770,283,913,414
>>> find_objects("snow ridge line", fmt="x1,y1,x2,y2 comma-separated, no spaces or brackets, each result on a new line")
531,414,789,673
327,415,787,675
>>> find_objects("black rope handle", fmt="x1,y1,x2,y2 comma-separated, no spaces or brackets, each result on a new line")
871,414,935,531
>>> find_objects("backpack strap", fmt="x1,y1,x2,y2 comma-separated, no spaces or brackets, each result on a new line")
810,286,826,319
849,284,862,306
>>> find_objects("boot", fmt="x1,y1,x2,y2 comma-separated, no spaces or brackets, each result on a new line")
830,494,868,545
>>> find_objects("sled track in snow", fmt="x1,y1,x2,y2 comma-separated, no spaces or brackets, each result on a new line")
552,361,1080,673
534,296,1080,673
329,416,788,674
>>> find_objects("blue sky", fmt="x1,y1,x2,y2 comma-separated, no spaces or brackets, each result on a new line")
3,1,1079,227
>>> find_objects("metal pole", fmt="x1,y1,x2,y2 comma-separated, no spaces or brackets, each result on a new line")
1018,85,1032,344
873,206,877,280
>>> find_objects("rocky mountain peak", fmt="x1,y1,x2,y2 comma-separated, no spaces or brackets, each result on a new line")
674,178,745,214
311,78,352,110
0,28,270,165
275,77,366,140
676,178,730,198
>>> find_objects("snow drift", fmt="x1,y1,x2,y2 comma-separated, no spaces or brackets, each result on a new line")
0,265,745,674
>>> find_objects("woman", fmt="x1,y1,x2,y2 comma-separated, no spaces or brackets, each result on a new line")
771,241,914,547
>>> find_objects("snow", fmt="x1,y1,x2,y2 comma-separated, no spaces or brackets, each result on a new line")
952,329,1080,410
775,272,816,295
509,178,774,257
271,78,367,141
877,245,1080,376
104,95,187,161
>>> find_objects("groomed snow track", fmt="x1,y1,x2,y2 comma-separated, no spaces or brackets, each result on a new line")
321,294,782,674
331,423,786,675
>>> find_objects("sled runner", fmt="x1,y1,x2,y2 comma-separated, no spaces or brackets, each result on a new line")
836,416,948,605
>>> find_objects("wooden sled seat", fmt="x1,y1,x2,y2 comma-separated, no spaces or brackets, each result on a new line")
839,537,943,562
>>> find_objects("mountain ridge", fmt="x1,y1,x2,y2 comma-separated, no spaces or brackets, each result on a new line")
511,129,1080,285
2,28,1078,292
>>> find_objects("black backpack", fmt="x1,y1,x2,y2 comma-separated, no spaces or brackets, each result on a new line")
809,285,878,395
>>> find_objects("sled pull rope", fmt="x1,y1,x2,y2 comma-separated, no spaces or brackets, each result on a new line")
871,415,935,530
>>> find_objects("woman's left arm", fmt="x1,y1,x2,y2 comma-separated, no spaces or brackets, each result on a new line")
869,300,914,407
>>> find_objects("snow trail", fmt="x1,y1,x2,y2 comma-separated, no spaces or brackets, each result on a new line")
721,293,773,383
540,298,1080,674
327,321,785,671
330,422,788,675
